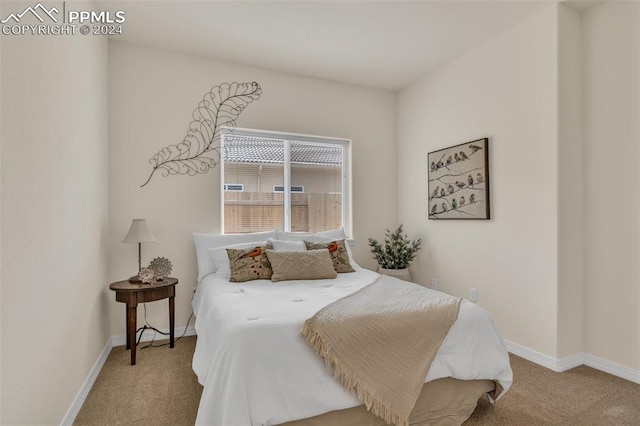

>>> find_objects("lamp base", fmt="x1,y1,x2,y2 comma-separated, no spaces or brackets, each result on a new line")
128,275,142,283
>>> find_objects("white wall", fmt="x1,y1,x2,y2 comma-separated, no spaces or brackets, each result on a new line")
0,4,110,424
108,41,397,336
398,6,561,356
398,1,640,373
557,4,584,359
582,1,640,370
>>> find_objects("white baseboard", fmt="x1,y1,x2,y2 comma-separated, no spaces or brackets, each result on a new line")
60,337,113,426
504,339,564,371
61,325,197,425
505,339,640,384
556,352,585,372
582,353,640,384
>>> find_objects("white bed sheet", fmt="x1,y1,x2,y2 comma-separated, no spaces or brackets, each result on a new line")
192,267,513,426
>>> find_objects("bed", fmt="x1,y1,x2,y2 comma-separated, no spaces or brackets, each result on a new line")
191,230,513,425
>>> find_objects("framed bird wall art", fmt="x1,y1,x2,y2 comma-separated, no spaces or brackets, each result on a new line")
428,138,490,220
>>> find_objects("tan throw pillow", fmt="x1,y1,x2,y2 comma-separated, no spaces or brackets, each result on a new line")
226,246,273,282
304,239,355,273
265,249,338,282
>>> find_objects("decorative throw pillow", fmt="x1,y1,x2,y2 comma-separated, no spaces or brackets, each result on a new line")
304,239,355,273
226,246,273,282
265,249,338,282
209,241,269,277
193,230,277,282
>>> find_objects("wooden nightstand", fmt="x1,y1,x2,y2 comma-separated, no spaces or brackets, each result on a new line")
109,277,178,365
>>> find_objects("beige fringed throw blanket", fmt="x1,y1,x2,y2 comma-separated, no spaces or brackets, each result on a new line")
301,275,461,426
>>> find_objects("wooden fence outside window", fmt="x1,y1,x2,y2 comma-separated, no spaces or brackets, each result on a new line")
224,192,341,234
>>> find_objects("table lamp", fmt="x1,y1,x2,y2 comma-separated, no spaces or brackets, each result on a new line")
122,218,157,283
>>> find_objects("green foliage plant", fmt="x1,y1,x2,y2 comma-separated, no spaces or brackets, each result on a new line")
368,224,422,270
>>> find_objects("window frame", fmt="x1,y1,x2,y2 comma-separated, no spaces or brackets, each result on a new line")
220,127,352,237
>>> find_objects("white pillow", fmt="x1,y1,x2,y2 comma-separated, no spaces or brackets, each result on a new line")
193,230,277,282
344,242,358,269
276,228,347,242
208,241,268,278
269,239,307,251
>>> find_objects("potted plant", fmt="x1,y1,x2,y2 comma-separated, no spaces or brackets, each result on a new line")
368,224,422,281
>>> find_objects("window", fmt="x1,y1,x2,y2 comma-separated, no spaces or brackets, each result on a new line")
221,129,350,235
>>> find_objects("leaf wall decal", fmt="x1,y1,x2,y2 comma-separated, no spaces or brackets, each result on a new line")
141,81,262,187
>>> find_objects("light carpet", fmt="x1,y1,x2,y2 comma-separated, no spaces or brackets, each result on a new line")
74,336,639,425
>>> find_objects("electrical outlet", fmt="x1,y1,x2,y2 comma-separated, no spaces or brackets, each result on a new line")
470,288,477,302
431,279,439,290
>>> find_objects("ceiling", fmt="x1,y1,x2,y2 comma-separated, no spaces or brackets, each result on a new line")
100,1,569,90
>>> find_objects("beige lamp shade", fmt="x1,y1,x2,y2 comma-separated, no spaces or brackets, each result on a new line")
122,219,157,243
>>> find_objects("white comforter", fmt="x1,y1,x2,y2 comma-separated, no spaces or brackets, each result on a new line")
192,267,513,426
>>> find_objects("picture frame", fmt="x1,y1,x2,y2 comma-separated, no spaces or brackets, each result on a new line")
428,138,490,220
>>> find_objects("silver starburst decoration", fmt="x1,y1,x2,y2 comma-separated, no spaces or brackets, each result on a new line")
149,257,172,280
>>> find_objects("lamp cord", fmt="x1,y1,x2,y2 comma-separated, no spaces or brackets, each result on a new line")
134,292,195,349
139,310,194,349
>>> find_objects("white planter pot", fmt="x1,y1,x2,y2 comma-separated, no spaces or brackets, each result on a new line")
378,267,411,282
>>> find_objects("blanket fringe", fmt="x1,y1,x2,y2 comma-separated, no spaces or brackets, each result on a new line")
301,321,409,426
